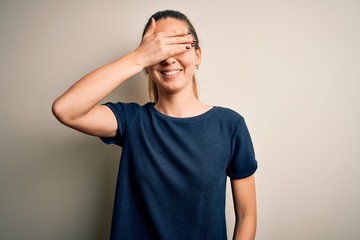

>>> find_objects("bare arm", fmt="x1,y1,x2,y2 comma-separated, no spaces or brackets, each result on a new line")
231,175,257,240
52,18,194,137
52,52,143,137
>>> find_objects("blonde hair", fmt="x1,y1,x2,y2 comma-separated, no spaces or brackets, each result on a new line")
148,76,199,103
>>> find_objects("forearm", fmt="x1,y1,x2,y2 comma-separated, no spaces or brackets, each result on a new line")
52,51,143,122
233,214,256,240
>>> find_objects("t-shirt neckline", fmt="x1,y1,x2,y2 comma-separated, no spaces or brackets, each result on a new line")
148,102,217,122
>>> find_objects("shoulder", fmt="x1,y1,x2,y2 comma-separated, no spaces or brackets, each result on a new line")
104,101,143,110
205,106,248,137
102,102,153,128
103,102,153,115
213,106,245,123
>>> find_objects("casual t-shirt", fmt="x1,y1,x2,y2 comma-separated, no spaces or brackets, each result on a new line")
101,102,257,240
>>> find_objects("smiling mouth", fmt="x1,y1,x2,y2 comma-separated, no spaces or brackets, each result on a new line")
161,70,182,76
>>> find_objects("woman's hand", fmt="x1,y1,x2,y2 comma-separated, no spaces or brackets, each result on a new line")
133,18,195,68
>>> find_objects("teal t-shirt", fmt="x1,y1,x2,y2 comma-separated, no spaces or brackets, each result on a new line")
101,102,257,240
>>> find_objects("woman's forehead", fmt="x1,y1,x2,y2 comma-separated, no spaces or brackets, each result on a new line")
154,18,188,33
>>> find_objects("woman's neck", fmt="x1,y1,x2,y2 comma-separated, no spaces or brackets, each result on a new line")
155,92,212,118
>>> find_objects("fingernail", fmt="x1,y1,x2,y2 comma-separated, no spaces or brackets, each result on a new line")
188,30,192,34
191,42,196,47
192,39,197,42
186,46,191,49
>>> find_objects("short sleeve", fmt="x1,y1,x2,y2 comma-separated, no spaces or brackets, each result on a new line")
99,102,141,146
226,117,258,179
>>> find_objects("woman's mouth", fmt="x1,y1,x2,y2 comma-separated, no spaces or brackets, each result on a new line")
161,70,182,77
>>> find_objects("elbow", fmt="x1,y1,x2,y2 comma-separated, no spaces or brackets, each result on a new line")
52,98,71,125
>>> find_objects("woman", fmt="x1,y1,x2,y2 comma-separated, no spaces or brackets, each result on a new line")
52,10,257,240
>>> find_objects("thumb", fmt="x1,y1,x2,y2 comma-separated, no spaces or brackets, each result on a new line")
143,18,156,38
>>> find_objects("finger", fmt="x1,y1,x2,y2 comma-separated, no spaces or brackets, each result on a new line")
161,29,192,38
143,18,156,38
167,44,194,57
164,36,196,45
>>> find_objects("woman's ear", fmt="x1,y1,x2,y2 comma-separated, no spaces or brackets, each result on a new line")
195,45,202,68
144,68,149,75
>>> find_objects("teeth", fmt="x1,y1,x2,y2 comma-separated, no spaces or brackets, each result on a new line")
162,70,180,76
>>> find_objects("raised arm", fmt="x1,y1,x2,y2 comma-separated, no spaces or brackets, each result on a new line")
52,18,194,137
231,175,257,240
52,52,143,137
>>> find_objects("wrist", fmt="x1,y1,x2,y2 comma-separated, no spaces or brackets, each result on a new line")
129,49,147,69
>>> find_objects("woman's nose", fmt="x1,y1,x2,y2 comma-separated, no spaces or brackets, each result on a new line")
160,57,176,65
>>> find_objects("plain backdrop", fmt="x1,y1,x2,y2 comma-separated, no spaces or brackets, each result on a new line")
1,0,360,239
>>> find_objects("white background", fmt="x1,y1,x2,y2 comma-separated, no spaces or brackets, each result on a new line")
1,0,359,239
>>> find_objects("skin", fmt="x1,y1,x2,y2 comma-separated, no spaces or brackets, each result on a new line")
232,175,257,240
52,17,256,239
